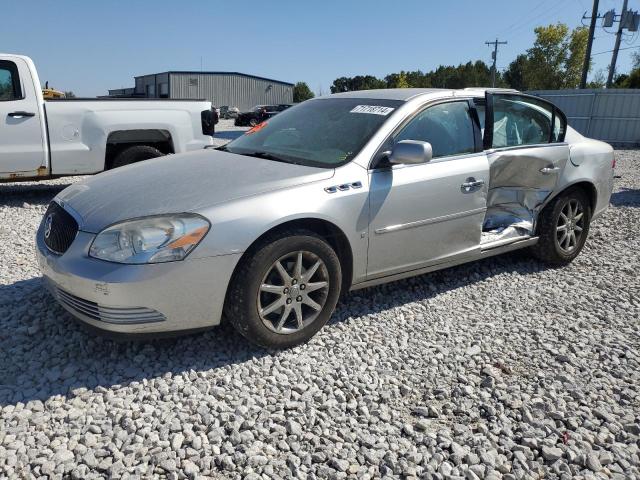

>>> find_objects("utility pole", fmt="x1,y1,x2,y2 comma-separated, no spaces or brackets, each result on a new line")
486,39,507,87
580,0,600,89
606,0,629,88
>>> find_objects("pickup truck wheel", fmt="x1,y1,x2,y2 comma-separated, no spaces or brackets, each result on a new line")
224,229,342,349
111,145,164,169
531,188,591,265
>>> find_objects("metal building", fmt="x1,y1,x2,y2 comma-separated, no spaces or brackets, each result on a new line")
530,89,640,147
108,71,294,111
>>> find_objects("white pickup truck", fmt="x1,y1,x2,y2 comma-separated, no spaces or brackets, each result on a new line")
0,54,216,182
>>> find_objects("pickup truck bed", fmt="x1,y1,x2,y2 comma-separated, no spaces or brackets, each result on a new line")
1,54,215,181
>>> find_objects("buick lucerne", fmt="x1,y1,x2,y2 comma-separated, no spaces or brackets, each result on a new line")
36,88,615,348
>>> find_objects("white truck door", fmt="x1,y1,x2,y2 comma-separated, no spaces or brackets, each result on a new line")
0,57,47,175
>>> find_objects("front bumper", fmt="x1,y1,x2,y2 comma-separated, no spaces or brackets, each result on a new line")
36,223,241,335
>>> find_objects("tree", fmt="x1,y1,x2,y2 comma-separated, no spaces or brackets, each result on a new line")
586,69,606,88
611,69,640,89
293,82,314,102
504,54,529,90
330,75,386,93
508,23,588,90
396,72,410,88
64,91,76,98
564,27,589,88
626,69,640,88
385,71,411,88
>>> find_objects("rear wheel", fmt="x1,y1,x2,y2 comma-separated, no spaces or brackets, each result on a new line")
111,145,164,169
224,230,342,348
248,118,258,127
531,189,591,265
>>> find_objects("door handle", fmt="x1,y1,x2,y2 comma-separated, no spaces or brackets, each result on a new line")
461,178,485,192
540,166,560,174
8,111,36,118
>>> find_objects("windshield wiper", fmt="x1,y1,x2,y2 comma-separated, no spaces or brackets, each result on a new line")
240,151,293,164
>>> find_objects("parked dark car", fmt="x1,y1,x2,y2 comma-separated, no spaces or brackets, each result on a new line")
235,104,292,127
220,106,240,119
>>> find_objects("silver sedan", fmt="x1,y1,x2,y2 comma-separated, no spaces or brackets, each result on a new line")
36,88,615,348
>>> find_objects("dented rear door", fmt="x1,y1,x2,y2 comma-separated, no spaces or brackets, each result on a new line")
482,92,569,232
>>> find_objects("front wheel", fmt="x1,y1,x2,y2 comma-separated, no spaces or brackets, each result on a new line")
224,230,342,348
531,189,591,265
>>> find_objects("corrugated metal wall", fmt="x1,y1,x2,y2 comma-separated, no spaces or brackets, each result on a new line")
530,89,640,146
170,73,293,110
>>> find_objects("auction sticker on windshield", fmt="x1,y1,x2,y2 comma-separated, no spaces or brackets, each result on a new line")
350,105,395,115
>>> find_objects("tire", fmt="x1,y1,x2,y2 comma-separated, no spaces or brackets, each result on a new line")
111,145,164,169
531,188,591,265
248,118,258,127
224,229,342,349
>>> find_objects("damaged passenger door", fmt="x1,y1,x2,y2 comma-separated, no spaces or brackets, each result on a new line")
480,92,568,242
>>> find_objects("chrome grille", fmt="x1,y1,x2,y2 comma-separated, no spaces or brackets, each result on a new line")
54,288,165,324
43,202,78,254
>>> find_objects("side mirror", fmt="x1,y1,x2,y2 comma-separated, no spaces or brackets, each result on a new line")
388,140,433,165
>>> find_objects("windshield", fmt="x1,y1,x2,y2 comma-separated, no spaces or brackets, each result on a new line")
224,98,402,168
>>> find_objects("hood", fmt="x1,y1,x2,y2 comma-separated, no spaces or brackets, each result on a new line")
56,149,334,233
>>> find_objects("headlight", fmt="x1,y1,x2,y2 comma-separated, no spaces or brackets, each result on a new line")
89,214,210,264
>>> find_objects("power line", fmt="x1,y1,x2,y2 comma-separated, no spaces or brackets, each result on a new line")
498,0,555,36
592,45,640,55
500,0,571,38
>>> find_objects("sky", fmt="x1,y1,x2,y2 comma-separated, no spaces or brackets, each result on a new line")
2,0,638,97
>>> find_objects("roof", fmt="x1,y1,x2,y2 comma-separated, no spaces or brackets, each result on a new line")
328,88,451,101
135,71,294,87
326,87,520,102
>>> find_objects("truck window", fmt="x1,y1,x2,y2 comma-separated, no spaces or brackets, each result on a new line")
0,60,21,101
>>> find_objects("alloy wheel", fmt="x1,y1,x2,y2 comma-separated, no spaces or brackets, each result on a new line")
556,198,585,254
257,251,330,334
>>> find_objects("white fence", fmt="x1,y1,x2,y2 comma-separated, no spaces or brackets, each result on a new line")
530,89,640,146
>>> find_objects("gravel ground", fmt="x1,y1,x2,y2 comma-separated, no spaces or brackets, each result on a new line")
0,132,638,479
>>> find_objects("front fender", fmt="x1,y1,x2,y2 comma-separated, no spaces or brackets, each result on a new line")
192,163,370,283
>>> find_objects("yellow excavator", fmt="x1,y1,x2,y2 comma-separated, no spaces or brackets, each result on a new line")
42,81,65,99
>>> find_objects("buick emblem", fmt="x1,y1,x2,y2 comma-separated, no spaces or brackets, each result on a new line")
44,214,53,239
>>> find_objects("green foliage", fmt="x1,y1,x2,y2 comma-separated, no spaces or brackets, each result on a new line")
611,69,640,89
332,61,498,93
386,71,410,88
586,69,606,89
292,82,314,102
628,69,640,89
504,54,528,91
328,22,636,92
505,23,588,90
330,75,386,93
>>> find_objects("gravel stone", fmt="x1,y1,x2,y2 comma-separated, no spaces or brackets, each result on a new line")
0,133,638,478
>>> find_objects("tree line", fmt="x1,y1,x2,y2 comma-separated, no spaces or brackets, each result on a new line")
292,22,640,101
